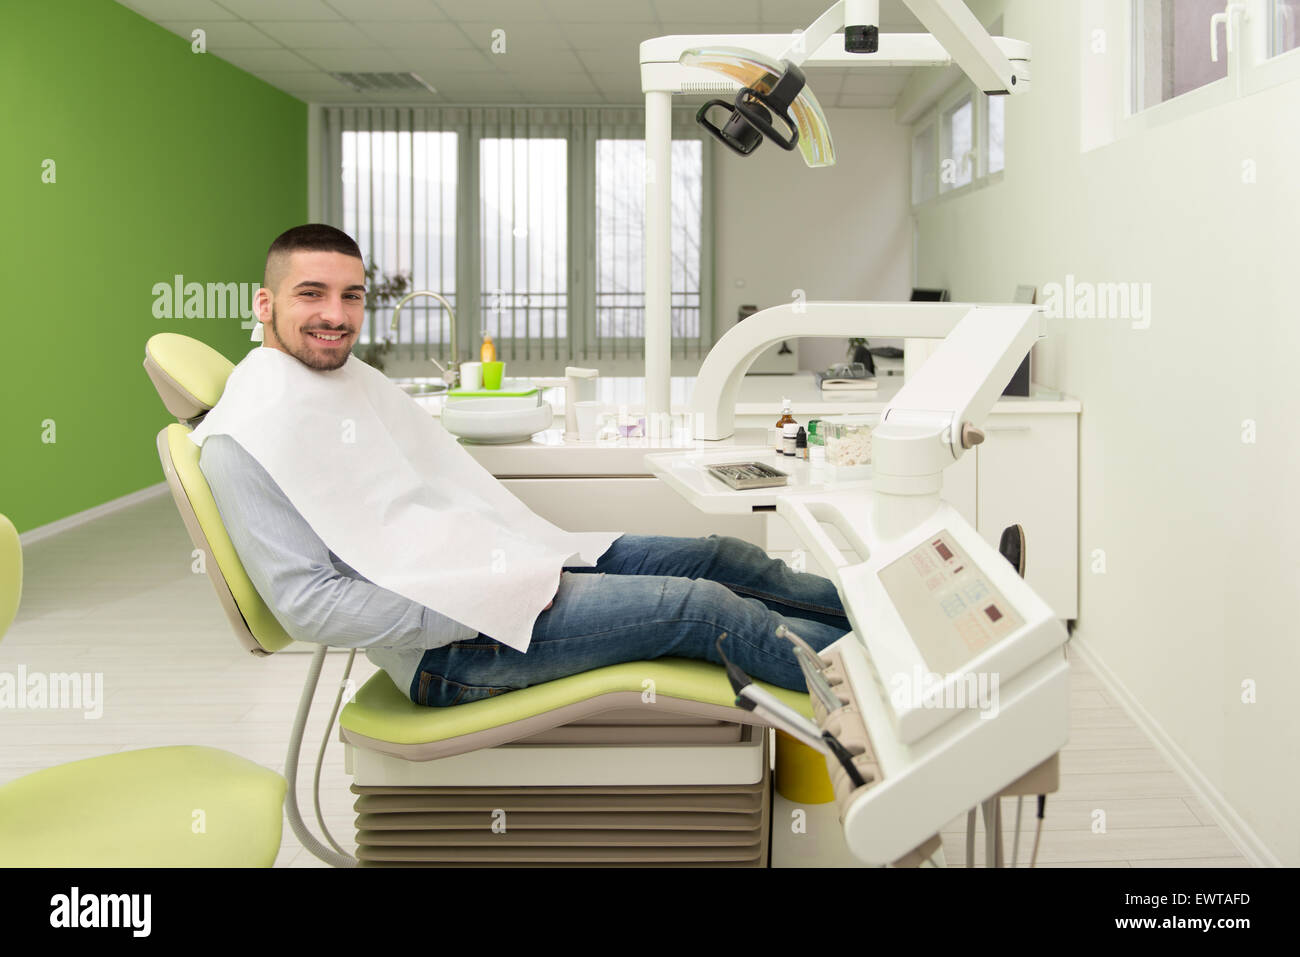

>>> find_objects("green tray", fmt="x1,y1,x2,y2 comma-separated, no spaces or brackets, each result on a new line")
446,384,539,399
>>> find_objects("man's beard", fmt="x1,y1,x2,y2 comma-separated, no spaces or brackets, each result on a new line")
272,302,349,372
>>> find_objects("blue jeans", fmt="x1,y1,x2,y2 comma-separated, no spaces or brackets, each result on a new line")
409,533,852,708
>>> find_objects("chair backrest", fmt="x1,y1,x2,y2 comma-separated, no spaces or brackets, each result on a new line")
0,514,21,643
144,334,293,655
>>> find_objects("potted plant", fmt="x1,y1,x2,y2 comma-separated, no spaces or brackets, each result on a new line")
357,260,412,373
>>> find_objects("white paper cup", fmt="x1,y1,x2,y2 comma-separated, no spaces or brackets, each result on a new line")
459,361,482,391
575,400,603,441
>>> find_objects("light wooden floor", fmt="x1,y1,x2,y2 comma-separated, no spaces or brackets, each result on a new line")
1,492,1249,868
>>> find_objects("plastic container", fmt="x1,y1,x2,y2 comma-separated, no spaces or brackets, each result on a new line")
782,421,799,456
480,333,497,362
821,413,876,480
807,419,825,465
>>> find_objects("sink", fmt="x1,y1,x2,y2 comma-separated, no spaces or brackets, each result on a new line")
440,397,554,444
397,381,448,397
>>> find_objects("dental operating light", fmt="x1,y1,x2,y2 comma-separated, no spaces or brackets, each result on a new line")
640,0,1032,419
678,0,1023,166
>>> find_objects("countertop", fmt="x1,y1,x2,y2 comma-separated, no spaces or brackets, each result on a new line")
411,372,1080,477
412,372,1080,418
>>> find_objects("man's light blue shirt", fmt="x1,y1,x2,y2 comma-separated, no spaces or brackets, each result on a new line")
198,432,476,698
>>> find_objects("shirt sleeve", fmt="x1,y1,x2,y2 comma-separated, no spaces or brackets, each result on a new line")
197,432,477,650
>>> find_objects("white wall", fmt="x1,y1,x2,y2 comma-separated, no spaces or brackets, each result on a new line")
713,107,913,371
914,0,1299,865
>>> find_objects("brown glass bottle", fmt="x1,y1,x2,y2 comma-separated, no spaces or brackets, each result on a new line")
774,398,796,453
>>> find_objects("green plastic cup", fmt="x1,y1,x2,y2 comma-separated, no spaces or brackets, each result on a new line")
482,361,504,389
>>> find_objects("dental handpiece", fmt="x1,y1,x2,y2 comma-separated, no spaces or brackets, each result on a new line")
776,624,844,714
715,633,867,789
735,684,835,756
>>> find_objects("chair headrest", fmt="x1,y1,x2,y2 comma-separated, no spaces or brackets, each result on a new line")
143,334,236,423
0,514,21,643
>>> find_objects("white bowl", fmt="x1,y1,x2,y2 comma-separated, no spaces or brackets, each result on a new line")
440,397,554,444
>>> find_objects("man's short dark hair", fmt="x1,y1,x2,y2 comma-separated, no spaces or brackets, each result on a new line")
264,224,364,291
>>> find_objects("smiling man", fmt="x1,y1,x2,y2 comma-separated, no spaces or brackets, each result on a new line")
194,224,851,708
257,231,364,370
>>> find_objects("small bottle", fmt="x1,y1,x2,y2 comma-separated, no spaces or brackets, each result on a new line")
809,420,825,465
774,398,796,453
480,333,497,362
783,421,799,456
795,426,807,460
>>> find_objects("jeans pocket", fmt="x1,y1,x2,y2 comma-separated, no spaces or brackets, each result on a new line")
415,670,514,708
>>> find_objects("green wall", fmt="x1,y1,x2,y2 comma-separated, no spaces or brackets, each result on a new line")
0,0,306,533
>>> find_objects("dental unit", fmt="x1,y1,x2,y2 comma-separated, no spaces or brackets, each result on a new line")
133,1,1054,868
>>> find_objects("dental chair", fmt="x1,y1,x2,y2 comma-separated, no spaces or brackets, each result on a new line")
143,333,835,868
0,512,286,866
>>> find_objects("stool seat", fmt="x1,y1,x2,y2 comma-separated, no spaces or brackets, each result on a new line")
0,745,286,867
341,657,813,761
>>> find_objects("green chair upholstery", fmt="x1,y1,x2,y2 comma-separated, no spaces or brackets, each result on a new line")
0,511,286,867
0,746,286,867
0,515,19,640
343,656,814,757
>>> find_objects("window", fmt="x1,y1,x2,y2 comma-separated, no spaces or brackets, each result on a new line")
940,96,974,192
1110,0,1300,138
594,139,702,357
340,127,457,356
479,138,567,356
1270,0,1300,55
1130,0,1229,113
909,17,1007,207
911,123,937,205
321,107,712,373
986,95,1005,174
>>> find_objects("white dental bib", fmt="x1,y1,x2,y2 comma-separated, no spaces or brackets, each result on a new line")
189,346,620,652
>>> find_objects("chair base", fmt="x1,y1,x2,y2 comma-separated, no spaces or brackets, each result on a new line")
346,723,772,867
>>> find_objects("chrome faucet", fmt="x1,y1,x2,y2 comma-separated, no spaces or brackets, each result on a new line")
389,290,459,387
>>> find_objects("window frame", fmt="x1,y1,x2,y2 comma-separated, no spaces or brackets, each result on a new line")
1243,0,1300,92
585,134,711,364
938,89,976,195
911,120,938,205
1119,0,1300,139
320,108,713,376
473,132,573,366
910,81,1005,210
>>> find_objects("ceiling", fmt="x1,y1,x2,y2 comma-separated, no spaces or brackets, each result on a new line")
113,0,939,107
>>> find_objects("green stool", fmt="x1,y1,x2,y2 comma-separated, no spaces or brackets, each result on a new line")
0,513,286,867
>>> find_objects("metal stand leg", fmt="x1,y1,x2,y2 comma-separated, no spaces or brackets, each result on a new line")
965,808,977,868
981,797,1004,868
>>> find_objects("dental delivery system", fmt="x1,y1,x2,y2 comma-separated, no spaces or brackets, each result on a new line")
640,2,1063,866
648,300,1070,865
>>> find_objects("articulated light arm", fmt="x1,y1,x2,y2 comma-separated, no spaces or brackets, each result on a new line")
640,1,1031,422
904,0,1021,93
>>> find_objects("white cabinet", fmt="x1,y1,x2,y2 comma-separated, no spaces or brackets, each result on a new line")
976,413,1078,619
